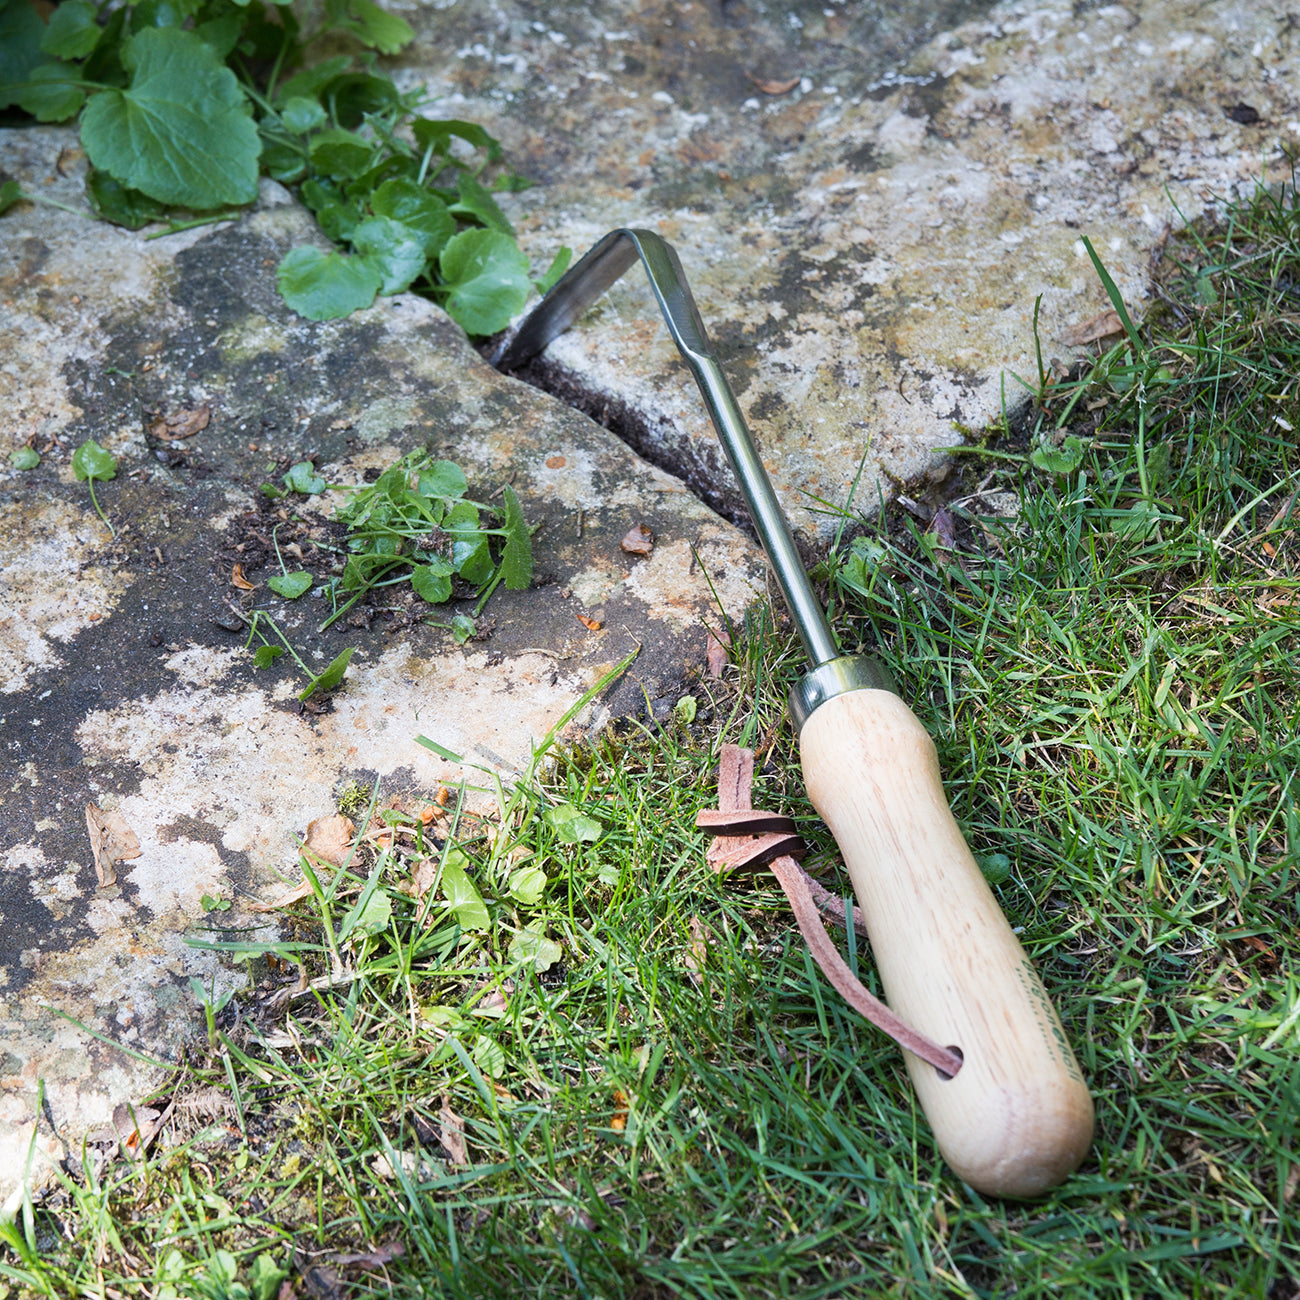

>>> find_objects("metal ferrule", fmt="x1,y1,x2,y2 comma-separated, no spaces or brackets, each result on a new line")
789,655,898,732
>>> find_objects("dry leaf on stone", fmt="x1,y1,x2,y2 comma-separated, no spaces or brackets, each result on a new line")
231,563,255,590
412,856,439,899
148,406,211,440
250,878,315,912
85,803,141,888
747,72,800,94
705,627,730,679
329,1242,406,1269
303,814,356,866
56,145,85,176
440,1097,468,1165
620,523,655,556
1059,309,1123,346
112,1097,174,1158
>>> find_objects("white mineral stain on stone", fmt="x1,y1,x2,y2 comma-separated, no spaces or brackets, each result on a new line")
623,534,761,634
354,395,424,444
0,496,134,694
217,314,291,363
569,565,621,608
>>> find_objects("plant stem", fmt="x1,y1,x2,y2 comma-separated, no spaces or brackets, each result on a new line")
86,478,114,537
144,212,243,240
318,559,406,631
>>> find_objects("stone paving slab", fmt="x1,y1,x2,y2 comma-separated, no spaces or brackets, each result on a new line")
392,0,1300,536
0,126,764,1210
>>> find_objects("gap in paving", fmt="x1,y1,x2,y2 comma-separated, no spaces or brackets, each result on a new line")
496,352,753,534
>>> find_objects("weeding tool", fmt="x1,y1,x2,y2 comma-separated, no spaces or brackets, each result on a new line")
495,229,1094,1198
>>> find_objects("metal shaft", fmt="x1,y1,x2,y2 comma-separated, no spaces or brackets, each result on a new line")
494,228,841,668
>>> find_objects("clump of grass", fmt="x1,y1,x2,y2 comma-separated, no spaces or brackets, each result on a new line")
4,179,1300,1300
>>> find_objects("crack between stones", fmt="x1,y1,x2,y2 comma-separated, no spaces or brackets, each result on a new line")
498,353,759,539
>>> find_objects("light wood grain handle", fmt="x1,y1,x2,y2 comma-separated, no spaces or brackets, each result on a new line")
800,689,1094,1198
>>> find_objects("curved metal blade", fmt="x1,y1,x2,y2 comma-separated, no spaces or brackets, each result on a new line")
493,228,841,669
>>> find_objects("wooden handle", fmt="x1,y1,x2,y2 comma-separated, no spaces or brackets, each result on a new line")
800,689,1094,1198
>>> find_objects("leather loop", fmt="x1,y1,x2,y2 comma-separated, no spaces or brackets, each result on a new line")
702,745,964,1079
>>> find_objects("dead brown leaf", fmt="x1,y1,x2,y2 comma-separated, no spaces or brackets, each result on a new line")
112,1096,175,1158
147,406,211,441
294,1257,343,1300
412,856,439,899
249,878,315,912
440,1097,468,1165
1059,309,1123,347
620,523,655,557
303,813,356,867
231,563,255,590
610,1088,630,1132
472,978,512,1017
328,1242,406,1269
576,613,603,631
705,626,730,679
56,145,85,177
85,804,141,888
746,72,800,95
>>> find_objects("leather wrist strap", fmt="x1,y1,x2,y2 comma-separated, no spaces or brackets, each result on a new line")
696,745,964,1079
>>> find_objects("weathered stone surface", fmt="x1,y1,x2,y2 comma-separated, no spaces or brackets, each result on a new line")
392,0,1300,536
0,127,763,1209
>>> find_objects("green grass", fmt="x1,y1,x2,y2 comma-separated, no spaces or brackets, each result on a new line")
4,179,1299,1299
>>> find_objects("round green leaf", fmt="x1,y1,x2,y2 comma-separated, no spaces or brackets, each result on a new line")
471,1035,506,1078
0,0,45,108
352,215,428,296
544,803,603,845
277,245,381,321
280,94,326,134
40,0,101,59
282,460,326,494
268,571,312,599
453,535,492,585
258,129,306,185
508,928,562,973
79,27,260,208
370,179,454,259
508,865,548,906
448,172,513,236
85,168,167,229
417,460,468,499
71,439,117,482
977,853,1013,886
194,10,242,58
331,0,413,55
438,228,531,337
9,447,40,470
15,62,85,123
410,564,452,605
308,128,373,180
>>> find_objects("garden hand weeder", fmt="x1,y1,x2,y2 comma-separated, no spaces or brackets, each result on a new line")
496,229,1094,1198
